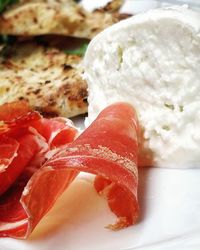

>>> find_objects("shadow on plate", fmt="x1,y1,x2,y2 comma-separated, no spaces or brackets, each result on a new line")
28,167,150,241
137,167,152,223
28,176,110,241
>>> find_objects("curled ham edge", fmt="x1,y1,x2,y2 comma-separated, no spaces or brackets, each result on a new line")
0,102,139,239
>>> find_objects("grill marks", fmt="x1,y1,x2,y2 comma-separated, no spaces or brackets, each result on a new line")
0,41,88,118
0,0,129,39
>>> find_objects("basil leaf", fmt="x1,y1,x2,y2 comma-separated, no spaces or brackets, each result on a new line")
0,0,18,13
0,35,16,44
64,43,89,57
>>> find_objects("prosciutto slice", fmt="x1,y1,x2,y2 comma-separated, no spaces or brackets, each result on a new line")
0,102,78,238
0,102,139,239
46,102,139,230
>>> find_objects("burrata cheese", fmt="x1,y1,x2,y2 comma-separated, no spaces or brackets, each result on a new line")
84,6,200,168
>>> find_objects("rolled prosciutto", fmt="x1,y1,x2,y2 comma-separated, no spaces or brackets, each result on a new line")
0,102,139,239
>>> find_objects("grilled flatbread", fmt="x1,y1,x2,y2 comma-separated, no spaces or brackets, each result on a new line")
0,0,127,39
0,39,88,118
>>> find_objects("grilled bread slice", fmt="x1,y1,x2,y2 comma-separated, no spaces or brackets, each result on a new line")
0,0,128,39
0,39,88,118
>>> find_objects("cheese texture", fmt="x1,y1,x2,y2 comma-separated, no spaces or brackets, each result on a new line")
84,6,200,168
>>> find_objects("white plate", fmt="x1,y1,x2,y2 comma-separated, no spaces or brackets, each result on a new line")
1,166,200,250
1,1,200,250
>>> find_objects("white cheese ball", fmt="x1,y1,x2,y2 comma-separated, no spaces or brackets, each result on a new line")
84,6,200,168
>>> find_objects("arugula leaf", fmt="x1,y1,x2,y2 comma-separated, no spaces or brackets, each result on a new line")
64,43,89,57
0,0,18,13
0,35,16,44
0,35,16,57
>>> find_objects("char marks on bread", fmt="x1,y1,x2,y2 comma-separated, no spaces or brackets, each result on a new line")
0,39,88,118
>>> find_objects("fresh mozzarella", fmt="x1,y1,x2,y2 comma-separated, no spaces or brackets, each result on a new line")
84,6,200,168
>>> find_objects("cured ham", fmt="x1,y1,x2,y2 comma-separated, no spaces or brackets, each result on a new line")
46,102,139,229
0,101,139,239
0,101,41,135
0,101,78,238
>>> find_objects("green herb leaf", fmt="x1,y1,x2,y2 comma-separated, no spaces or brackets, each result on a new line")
0,35,16,57
0,35,16,44
0,0,18,13
64,43,89,57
